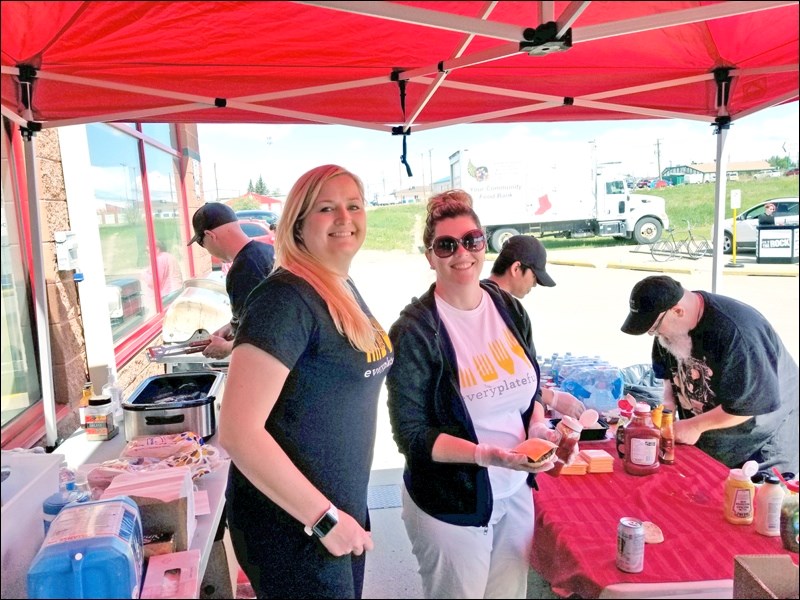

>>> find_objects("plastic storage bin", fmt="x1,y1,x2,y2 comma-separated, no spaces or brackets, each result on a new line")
1,451,62,599
27,496,144,599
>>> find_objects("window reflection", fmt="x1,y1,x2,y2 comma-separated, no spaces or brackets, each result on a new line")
144,148,186,307
87,124,155,341
1,129,41,427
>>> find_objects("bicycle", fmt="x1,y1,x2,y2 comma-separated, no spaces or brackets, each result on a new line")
650,221,711,262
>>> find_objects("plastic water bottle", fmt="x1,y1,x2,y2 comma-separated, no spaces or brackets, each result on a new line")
58,463,76,492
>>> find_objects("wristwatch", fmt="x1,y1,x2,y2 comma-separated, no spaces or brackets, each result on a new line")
304,503,339,538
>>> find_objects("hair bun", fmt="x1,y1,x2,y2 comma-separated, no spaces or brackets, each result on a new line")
427,190,473,216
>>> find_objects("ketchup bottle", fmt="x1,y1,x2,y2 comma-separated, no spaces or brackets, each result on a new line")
623,402,661,476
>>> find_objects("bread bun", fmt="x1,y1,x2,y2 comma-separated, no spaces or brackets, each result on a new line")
514,438,557,466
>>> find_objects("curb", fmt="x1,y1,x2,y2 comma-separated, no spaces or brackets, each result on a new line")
548,259,596,268
550,258,798,277
606,262,693,275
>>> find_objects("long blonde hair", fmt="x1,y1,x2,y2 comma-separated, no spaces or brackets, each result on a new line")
275,164,379,353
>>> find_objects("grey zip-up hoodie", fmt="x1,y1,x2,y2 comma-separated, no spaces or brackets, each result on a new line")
386,281,543,527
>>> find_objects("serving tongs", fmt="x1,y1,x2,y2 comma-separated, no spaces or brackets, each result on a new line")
147,338,211,362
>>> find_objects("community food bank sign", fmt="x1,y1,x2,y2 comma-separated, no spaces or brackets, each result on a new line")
757,226,800,264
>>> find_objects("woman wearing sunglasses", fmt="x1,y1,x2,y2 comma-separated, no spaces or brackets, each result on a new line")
386,190,560,599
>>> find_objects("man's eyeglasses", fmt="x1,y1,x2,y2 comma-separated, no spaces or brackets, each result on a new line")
196,232,206,248
428,229,486,258
648,310,668,335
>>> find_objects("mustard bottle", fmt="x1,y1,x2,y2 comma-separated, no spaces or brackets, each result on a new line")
724,460,758,525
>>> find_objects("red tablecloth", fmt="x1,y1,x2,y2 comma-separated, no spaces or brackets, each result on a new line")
529,439,797,598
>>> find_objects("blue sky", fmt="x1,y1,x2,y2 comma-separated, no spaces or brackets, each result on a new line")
198,102,798,202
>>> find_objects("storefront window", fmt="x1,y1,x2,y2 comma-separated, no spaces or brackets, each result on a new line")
87,124,156,342
140,123,174,149
1,128,41,427
143,148,186,306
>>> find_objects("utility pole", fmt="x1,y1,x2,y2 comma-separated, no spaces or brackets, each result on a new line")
420,153,426,198
214,163,219,202
655,139,663,180
428,148,434,195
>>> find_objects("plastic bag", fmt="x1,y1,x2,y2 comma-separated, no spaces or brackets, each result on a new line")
86,431,227,498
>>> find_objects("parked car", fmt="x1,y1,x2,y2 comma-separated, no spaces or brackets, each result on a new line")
721,197,799,254
235,209,279,226
785,168,799,176
211,218,275,270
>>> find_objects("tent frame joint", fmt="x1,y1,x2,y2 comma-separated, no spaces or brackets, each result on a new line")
713,66,734,109
520,22,572,56
712,115,731,134
20,122,41,141
214,98,227,108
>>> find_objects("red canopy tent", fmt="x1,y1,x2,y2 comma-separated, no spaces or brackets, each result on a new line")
1,1,798,445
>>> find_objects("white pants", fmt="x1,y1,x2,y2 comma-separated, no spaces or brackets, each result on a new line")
401,483,535,599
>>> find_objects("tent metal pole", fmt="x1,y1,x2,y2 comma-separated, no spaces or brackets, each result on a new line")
22,131,58,449
710,124,730,295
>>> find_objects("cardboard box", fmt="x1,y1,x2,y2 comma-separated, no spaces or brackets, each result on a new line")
733,555,799,599
101,466,195,551
141,549,201,599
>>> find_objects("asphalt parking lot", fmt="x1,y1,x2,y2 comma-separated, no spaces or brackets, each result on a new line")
350,246,799,471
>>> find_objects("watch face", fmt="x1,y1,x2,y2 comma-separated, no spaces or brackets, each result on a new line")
313,511,338,538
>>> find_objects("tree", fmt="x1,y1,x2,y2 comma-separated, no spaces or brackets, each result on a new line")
247,179,254,193
232,196,260,210
766,155,795,171
255,175,267,195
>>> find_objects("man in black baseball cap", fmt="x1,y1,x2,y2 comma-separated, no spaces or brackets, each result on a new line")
486,235,555,299
619,274,797,474
186,202,274,359
187,202,238,246
620,275,684,335
483,235,587,419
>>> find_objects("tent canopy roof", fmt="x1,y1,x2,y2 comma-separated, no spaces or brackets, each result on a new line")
1,1,798,133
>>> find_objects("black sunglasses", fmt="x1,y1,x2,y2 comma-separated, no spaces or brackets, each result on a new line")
196,232,206,248
428,229,486,258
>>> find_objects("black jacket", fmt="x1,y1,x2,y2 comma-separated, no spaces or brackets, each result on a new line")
386,281,542,527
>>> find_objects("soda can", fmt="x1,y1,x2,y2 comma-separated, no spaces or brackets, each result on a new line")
616,517,645,573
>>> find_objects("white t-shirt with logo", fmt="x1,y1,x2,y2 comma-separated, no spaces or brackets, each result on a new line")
436,290,538,498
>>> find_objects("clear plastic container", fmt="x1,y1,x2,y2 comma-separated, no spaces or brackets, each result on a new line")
780,480,799,552
85,395,118,441
548,416,583,477
102,366,124,424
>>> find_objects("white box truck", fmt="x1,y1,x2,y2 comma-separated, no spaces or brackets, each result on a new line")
449,148,670,251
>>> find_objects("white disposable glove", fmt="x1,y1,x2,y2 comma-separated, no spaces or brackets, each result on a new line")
550,390,586,419
528,420,580,467
527,421,559,444
474,443,554,473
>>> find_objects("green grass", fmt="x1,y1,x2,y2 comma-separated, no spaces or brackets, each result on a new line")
364,203,426,251
364,177,799,252
636,176,799,240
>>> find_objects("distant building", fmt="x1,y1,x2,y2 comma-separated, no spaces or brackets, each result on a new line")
662,160,774,184
224,191,283,213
